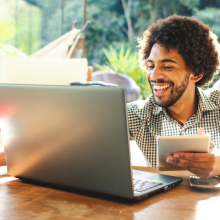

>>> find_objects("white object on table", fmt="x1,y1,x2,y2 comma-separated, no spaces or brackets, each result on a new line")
130,140,151,167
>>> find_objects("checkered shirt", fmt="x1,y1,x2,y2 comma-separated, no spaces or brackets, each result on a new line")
126,87,220,167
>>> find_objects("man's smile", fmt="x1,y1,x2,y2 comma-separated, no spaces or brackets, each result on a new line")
151,83,171,96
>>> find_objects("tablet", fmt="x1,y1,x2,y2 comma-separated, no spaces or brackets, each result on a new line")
157,135,210,171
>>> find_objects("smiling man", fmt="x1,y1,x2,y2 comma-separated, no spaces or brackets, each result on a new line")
0,15,220,179
127,14,220,178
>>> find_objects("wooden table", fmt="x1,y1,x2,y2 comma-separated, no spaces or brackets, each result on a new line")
0,166,220,220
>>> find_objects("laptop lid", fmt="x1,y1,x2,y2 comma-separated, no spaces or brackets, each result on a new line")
0,84,182,200
0,84,134,198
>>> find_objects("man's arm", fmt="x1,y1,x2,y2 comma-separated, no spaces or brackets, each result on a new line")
0,146,6,166
166,128,220,178
166,145,220,178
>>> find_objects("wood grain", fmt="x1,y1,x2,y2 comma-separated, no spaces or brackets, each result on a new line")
0,166,220,220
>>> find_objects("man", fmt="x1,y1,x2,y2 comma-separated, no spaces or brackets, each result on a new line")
127,14,220,178
1,15,220,179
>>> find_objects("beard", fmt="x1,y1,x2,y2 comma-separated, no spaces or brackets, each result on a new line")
150,73,190,108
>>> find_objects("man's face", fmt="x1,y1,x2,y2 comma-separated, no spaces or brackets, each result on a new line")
146,43,193,108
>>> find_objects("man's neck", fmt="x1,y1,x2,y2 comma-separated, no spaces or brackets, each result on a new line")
165,89,198,126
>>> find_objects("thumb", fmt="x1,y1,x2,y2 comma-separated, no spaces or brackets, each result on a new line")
198,128,205,135
209,141,215,153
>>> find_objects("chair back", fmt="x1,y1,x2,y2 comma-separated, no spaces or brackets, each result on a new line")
92,72,141,102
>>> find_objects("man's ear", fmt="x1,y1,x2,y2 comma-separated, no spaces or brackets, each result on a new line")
190,73,204,83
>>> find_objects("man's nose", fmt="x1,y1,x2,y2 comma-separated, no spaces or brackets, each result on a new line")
150,66,164,81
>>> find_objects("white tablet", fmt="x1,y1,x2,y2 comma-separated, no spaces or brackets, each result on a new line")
157,135,210,171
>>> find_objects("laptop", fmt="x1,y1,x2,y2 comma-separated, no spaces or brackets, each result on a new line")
0,84,183,200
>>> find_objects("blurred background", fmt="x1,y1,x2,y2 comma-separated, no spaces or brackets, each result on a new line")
1,0,220,98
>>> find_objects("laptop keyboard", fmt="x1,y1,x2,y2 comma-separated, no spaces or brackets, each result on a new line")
133,177,163,192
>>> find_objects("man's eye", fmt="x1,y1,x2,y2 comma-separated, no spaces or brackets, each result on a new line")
164,66,173,70
147,66,154,69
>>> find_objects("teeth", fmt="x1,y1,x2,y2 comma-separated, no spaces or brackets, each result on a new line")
154,85,170,90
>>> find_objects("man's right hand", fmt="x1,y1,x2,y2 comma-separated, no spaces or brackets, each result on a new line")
0,147,6,166
166,128,220,178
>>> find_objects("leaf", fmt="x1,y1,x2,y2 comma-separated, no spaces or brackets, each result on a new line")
94,44,151,99
94,63,108,71
0,20,16,43
0,43,26,57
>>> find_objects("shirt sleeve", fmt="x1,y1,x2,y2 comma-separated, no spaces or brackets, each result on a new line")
126,103,143,140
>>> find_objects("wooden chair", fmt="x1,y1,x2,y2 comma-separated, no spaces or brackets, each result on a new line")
87,66,93,82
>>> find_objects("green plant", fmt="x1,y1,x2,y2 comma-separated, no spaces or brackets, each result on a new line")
0,43,27,57
0,19,26,57
94,45,151,99
0,20,16,43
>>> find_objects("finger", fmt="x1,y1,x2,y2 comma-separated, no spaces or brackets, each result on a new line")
198,128,204,135
173,152,213,162
166,155,174,164
209,141,215,153
166,156,213,178
172,157,210,169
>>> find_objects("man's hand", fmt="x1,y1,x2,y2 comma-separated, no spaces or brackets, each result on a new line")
166,128,220,178
0,147,6,166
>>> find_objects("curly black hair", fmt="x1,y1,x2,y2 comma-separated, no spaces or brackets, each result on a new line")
138,14,220,87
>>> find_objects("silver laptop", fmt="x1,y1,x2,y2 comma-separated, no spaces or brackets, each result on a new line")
0,84,182,200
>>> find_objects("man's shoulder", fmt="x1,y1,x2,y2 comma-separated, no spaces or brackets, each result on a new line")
200,88,220,109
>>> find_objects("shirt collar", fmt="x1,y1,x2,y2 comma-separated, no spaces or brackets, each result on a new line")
152,86,218,116
149,96,163,115
153,104,163,115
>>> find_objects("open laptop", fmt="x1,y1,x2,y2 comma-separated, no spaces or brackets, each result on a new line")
0,84,182,200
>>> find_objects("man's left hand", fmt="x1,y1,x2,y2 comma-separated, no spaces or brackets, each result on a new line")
166,141,220,178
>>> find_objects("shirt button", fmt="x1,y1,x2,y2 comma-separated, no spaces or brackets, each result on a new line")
180,130,185,135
